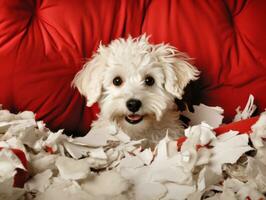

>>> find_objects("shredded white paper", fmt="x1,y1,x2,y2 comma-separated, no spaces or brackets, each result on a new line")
182,104,224,128
234,94,257,122
0,96,266,200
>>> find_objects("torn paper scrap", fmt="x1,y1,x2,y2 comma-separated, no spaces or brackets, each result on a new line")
81,170,131,197
55,156,90,180
24,169,53,192
182,104,224,128
209,133,253,174
234,94,257,122
0,148,25,182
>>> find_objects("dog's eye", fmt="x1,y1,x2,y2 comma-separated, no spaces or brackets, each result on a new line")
113,76,123,86
144,76,155,86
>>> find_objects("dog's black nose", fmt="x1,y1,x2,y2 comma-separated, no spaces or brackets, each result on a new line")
126,99,142,112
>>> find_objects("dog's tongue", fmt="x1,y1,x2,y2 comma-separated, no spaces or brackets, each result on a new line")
127,114,142,121
126,114,143,124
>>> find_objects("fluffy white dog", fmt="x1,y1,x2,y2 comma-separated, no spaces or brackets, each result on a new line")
73,35,199,145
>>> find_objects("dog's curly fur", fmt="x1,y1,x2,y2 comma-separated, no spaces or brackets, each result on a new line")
73,35,199,145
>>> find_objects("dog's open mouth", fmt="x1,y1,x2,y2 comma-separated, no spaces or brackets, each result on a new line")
125,114,143,124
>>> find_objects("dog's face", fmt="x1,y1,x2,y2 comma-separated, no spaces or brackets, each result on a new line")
99,53,174,133
73,35,199,136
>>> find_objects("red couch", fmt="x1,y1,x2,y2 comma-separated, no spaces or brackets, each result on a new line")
0,0,266,135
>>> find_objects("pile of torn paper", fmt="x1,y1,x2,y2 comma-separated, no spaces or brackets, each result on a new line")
1,95,266,200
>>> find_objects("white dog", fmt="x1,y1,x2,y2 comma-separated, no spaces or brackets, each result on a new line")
73,35,199,145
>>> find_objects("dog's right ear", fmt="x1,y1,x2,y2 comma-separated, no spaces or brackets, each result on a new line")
72,48,106,107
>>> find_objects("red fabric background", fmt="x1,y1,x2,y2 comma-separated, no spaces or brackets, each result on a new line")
0,0,265,135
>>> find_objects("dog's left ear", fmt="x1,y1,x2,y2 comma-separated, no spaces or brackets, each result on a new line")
155,44,200,99
72,45,106,106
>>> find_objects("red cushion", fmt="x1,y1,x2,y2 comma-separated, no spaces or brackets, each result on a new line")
0,0,266,135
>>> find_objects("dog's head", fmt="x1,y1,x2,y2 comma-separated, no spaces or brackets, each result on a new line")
73,35,199,134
